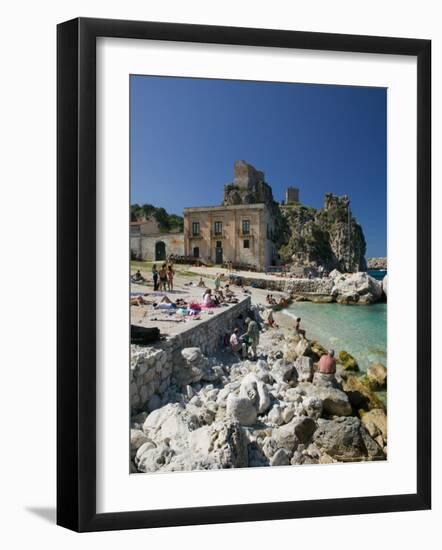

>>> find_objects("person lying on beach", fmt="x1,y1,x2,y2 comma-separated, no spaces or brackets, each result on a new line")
153,295,176,309
130,295,151,306
131,270,146,283
318,349,336,374
295,317,306,338
230,328,246,359
197,277,206,288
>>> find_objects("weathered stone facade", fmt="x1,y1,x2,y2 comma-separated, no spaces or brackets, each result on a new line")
130,231,184,261
183,161,278,269
184,204,276,270
130,219,184,261
130,297,251,413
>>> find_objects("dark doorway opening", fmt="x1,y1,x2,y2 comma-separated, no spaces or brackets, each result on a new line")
155,241,166,261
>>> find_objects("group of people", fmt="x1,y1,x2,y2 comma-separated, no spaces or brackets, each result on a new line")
151,263,174,292
265,294,288,307
228,316,260,360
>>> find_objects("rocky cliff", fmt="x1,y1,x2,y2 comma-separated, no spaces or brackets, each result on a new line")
222,161,367,273
279,193,367,273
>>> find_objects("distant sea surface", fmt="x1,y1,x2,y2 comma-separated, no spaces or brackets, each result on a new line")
285,300,387,373
367,269,387,281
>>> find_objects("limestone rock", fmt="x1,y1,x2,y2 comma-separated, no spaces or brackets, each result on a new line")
270,448,291,466
295,338,311,357
270,359,298,385
367,363,387,390
267,404,284,426
294,356,314,382
136,442,174,473
316,386,352,416
313,417,370,461
302,395,323,419
342,374,384,411
273,417,317,450
312,372,339,388
360,408,387,442
338,350,359,372
191,421,249,468
332,272,383,304
181,347,202,363
130,429,150,458
226,394,257,426
239,373,271,414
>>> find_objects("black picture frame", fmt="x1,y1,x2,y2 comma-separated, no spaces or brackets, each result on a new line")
57,17,431,532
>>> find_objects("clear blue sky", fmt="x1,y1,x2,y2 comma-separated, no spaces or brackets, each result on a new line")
130,75,386,257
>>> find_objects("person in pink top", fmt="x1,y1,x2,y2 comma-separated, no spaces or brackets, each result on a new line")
318,349,336,374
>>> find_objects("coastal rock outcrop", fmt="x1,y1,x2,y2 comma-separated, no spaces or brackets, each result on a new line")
279,194,367,273
131,330,387,473
331,271,383,304
313,417,384,461
341,374,384,411
366,363,387,390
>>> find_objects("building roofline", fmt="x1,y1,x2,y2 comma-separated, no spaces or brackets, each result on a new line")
184,203,267,213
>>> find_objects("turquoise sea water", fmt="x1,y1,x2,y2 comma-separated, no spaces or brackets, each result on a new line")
285,301,387,373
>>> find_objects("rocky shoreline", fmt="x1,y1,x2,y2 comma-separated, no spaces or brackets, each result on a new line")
130,302,387,473
189,266,387,305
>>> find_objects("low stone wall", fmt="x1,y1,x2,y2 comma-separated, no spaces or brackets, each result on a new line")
130,297,251,413
226,274,333,296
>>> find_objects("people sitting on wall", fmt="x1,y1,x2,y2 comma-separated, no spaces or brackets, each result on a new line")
202,288,218,307
224,284,234,297
131,270,146,283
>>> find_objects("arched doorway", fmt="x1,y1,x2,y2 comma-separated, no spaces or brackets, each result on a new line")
155,241,166,261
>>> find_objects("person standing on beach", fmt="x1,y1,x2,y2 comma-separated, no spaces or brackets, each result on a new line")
214,273,221,292
152,264,159,291
318,349,336,374
167,264,174,292
295,317,306,338
244,317,260,360
158,263,168,291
